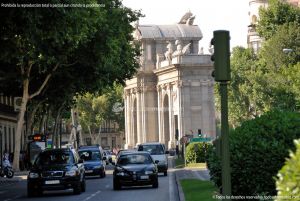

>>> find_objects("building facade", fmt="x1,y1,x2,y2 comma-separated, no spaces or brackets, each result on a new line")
124,13,216,150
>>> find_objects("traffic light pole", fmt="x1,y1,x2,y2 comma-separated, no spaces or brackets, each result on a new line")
220,82,231,199
211,30,232,200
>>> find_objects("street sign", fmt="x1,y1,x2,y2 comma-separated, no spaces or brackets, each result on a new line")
191,137,212,142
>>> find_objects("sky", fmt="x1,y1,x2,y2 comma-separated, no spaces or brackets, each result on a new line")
122,0,249,53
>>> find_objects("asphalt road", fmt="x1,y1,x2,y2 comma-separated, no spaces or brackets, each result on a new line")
0,163,179,201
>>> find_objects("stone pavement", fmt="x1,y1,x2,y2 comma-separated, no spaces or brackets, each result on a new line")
174,167,210,201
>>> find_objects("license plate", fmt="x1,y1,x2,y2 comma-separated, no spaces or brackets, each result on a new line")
85,170,93,173
140,175,149,180
45,180,60,184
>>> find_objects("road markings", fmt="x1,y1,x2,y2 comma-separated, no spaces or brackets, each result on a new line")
82,190,102,201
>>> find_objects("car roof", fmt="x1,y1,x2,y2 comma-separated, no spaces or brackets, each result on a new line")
139,142,163,146
119,151,149,155
42,148,72,153
79,145,101,150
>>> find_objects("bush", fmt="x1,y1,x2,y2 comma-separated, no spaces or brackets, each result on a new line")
185,142,212,163
276,139,300,200
207,110,300,196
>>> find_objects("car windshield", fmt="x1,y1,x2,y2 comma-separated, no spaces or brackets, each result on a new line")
78,150,101,161
138,145,164,155
117,154,152,165
35,151,73,166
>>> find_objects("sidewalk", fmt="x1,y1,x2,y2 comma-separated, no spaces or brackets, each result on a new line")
174,166,210,201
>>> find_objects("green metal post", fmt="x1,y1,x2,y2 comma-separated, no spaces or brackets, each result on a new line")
220,82,231,199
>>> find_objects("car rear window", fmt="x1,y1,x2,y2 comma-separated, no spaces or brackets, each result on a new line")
138,145,164,155
118,154,152,165
78,150,101,161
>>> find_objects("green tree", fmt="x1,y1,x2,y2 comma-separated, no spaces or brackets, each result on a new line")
0,0,141,170
257,0,300,40
76,83,124,144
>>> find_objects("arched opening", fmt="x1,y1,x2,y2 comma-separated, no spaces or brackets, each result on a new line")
163,95,170,150
133,98,138,147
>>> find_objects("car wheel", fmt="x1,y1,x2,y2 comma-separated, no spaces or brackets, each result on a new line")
164,171,168,176
152,177,159,188
113,178,121,190
81,178,86,192
73,182,82,194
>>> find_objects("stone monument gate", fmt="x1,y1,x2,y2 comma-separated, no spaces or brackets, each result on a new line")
124,12,216,149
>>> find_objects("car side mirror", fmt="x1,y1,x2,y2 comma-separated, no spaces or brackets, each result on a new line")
165,151,169,154
78,159,84,163
154,160,159,164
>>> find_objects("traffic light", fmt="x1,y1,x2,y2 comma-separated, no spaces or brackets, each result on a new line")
210,30,231,82
198,129,202,137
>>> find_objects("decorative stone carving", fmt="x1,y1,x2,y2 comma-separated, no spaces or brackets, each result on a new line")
164,41,174,64
199,47,204,55
178,11,193,24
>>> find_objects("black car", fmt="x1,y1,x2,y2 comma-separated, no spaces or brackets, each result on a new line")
27,148,86,197
113,151,158,190
78,145,106,178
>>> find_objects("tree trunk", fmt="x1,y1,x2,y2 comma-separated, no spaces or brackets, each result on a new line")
13,80,29,170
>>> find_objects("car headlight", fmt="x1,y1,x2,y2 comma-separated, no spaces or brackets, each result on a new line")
116,172,126,176
28,172,39,178
145,170,153,175
65,170,78,176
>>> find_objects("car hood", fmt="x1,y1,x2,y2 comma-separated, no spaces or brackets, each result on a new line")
31,164,71,172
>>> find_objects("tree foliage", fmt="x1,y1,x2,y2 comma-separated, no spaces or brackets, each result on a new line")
276,139,300,200
76,83,125,144
207,110,300,196
219,1,300,127
257,0,300,40
0,0,141,170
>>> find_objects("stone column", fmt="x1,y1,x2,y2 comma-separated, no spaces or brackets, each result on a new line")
181,81,191,135
176,81,184,140
124,90,130,149
168,84,175,149
157,85,163,143
200,80,210,137
136,87,142,146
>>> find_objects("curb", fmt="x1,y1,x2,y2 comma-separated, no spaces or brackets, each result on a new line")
174,170,185,201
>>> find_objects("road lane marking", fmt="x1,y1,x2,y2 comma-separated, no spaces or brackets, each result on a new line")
82,190,101,201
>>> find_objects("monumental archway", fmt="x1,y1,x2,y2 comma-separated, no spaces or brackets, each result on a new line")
124,12,216,150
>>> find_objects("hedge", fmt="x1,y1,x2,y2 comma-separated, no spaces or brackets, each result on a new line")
207,110,300,196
